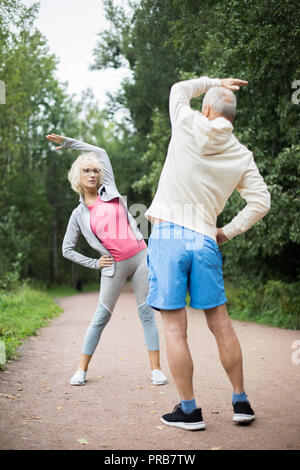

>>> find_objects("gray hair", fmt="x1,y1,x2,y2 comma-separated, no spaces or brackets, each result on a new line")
68,152,103,195
202,87,237,121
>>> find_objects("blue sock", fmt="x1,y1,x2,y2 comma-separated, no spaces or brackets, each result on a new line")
232,391,248,404
180,398,197,414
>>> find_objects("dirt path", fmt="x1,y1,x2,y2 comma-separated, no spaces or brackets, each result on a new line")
0,283,299,451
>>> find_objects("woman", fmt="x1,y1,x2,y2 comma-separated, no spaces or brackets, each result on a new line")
46,133,167,387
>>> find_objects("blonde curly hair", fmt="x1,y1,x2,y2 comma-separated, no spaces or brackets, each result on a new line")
68,152,103,195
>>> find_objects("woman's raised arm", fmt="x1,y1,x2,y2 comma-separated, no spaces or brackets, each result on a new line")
46,133,117,188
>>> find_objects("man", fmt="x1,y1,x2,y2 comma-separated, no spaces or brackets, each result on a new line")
144,76,271,430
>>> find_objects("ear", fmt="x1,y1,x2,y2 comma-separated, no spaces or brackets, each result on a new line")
202,104,210,118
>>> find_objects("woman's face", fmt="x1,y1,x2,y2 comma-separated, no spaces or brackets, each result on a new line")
79,159,101,193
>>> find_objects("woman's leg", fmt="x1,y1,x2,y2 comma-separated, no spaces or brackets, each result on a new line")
78,300,112,370
77,354,92,372
74,265,128,374
130,250,162,371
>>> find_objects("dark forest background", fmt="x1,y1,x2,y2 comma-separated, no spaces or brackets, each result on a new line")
1,0,299,328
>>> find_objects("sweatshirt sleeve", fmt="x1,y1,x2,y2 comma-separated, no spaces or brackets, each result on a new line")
222,156,271,240
169,76,222,129
62,211,100,270
61,137,117,188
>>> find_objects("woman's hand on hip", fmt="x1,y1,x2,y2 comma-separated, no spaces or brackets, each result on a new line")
98,255,114,268
45,133,66,150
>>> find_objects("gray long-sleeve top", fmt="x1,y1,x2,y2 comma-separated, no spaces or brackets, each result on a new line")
61,138,143,277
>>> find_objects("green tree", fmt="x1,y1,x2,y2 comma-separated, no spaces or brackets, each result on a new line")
0,1,114,287
92,0,300,288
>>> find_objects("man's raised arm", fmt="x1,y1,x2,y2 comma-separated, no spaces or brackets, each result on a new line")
169,76,248,129
169,76,222,129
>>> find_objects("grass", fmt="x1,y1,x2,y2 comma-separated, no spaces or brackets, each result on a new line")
0,285,62,366
224,279,300,330
186,279,299,330
46,282,99,299
1,277,298,370
0,282,100,368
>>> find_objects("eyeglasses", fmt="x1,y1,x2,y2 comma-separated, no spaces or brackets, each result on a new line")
81,168,101,175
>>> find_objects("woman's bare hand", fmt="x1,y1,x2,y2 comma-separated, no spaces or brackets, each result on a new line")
98,255,114,268
46,133,66,150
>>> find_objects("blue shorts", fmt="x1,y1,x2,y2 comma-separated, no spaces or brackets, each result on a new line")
146,222,227,311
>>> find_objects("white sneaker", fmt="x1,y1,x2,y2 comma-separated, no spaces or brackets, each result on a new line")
151,369,168,385
70,370,86,386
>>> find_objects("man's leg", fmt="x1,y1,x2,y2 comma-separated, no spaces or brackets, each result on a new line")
204,302,244,393
147,223,205,429
160,307,205,430
204,303,256,423
161,307,194,400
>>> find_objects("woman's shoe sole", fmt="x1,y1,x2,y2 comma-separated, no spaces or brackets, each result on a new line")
70,380,86,386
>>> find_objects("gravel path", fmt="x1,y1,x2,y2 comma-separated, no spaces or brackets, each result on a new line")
0,283,299,450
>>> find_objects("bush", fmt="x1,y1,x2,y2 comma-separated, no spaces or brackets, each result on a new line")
0,285,62,367
0,252,24,291
225,279,300,330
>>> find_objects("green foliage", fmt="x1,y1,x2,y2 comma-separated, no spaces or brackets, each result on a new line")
91,0,181,137
220,144,300,282
265,145,300,247
167,1,300,286
0,284,62,366
0,1,120,288
92,0,300,327
132,108,171,198
45,283,100,299
0,252,23,291
0,0,72,285
0,0,298,330
225,279,300,330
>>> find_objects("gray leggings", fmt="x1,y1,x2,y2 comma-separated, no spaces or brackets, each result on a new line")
82,249,160,355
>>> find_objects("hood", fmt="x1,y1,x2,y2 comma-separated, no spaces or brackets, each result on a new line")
195,114,235,156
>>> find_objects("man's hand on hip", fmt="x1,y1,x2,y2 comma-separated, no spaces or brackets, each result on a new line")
221,78,248,91
216,228,229,245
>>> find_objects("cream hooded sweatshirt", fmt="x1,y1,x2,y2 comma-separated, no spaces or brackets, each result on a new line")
144,77,271,241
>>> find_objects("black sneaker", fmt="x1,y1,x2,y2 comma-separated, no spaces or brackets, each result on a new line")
232,401,255,424
161,404,206,431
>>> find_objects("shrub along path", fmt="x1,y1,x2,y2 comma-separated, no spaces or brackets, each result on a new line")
0,283,299,450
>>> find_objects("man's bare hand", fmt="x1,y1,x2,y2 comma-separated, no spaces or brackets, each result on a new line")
216,228,228,245
221,78,248,91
